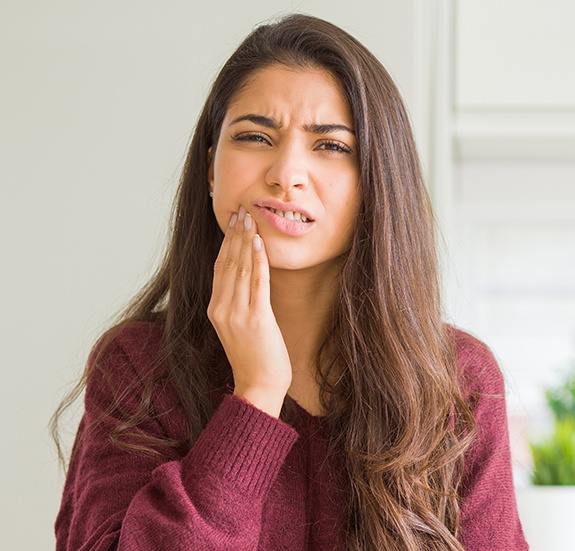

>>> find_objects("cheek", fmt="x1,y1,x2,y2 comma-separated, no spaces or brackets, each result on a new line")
211,179,232,233
215,148,265,182
211,151,261,231
326,170,360,219
335,186,361,247
211,202,228,234
213,149,262,197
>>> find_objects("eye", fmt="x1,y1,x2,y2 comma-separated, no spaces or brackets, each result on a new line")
231,132,271,146
316,140,353,154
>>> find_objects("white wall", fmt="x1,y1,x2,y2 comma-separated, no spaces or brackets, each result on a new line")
450,0,575,487
451,161,575,411
456,0,575,109
0,2,426,549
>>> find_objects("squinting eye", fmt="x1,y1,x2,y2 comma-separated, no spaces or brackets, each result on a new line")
232,132,271,145
317,140,352,154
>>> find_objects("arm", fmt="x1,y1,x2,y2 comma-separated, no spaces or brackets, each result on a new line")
455,331,529,550
58,208,298,550
56,331,298,551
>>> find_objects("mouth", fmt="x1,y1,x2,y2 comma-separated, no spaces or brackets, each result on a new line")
254,202,315,236
264,207,312,223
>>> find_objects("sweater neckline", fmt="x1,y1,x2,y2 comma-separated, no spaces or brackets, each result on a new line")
288,396,326,422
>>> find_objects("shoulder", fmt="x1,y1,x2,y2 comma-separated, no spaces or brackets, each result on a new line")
85,321,166,404
449,328,528,548
90,321,165,376
447,325,505,399
84,321,190,441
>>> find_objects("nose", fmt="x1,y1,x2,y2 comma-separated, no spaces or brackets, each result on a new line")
265,143,309,192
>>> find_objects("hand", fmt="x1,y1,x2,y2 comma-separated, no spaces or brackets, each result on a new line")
207,207,292,417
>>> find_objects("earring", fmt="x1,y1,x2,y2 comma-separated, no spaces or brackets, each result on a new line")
209,191,214,198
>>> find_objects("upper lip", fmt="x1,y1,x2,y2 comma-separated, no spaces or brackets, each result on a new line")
253,197,315,221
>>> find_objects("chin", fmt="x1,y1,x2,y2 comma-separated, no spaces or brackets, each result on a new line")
267,254,307,272
267,250,341,276
264,243,313,269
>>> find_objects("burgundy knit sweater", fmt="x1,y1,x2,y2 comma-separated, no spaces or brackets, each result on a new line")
55,324,528,550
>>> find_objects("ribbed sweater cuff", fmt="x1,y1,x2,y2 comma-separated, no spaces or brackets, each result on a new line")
183,394,298,500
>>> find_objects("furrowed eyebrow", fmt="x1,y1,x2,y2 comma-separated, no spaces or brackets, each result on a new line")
229,114,281,129
304,123,355,135
229,114,355,136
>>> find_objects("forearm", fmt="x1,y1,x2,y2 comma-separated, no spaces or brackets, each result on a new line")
58,395,298,551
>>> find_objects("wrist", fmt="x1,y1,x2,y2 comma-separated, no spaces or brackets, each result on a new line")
233,385,288,418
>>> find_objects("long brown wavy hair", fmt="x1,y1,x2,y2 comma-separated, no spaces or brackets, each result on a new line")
53,14,475,551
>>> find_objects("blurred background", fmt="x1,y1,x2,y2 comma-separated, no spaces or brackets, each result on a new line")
1,1,574,548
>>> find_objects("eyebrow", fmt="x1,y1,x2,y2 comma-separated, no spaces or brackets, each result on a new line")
229,114,355,135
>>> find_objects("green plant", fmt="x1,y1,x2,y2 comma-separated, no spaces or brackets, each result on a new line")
530,418,575,485
530,367,575,485
545,373,575,421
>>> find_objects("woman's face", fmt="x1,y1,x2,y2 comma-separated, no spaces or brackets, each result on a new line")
209,64,360,275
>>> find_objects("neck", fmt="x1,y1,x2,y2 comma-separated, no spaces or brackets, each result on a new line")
270,266,338,350
269,263,341,414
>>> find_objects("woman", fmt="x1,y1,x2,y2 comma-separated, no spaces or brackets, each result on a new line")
54,14,528,550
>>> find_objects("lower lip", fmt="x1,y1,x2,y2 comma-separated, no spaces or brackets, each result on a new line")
254,206,315,236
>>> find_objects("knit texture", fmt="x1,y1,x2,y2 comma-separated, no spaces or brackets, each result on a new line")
55,323,528,550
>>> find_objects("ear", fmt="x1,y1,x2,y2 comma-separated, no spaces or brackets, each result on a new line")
207,147,214,194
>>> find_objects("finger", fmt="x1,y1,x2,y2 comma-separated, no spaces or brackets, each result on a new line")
232,213,257,307
250,233,271,309
218,206,248,304
211,211,239,300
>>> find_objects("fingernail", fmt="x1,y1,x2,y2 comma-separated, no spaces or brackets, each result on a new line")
244,214,252,231
253,234,262,251
238,206,246,221
229,213,238,227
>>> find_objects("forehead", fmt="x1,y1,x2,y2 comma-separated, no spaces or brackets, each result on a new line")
225,64,352,124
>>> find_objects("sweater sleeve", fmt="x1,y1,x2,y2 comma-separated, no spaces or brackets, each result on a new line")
455,330,529,550
55,327,299,551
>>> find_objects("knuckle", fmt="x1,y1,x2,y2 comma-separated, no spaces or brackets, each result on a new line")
236,263,250,279
251,274,268,290
208,304,224,324
207,302,218,321
224,256,238,270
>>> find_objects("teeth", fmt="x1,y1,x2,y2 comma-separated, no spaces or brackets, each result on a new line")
268,208,311,223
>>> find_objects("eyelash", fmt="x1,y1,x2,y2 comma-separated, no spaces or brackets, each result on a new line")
232,132,270,144
231,132,352,154
317,140,352,154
